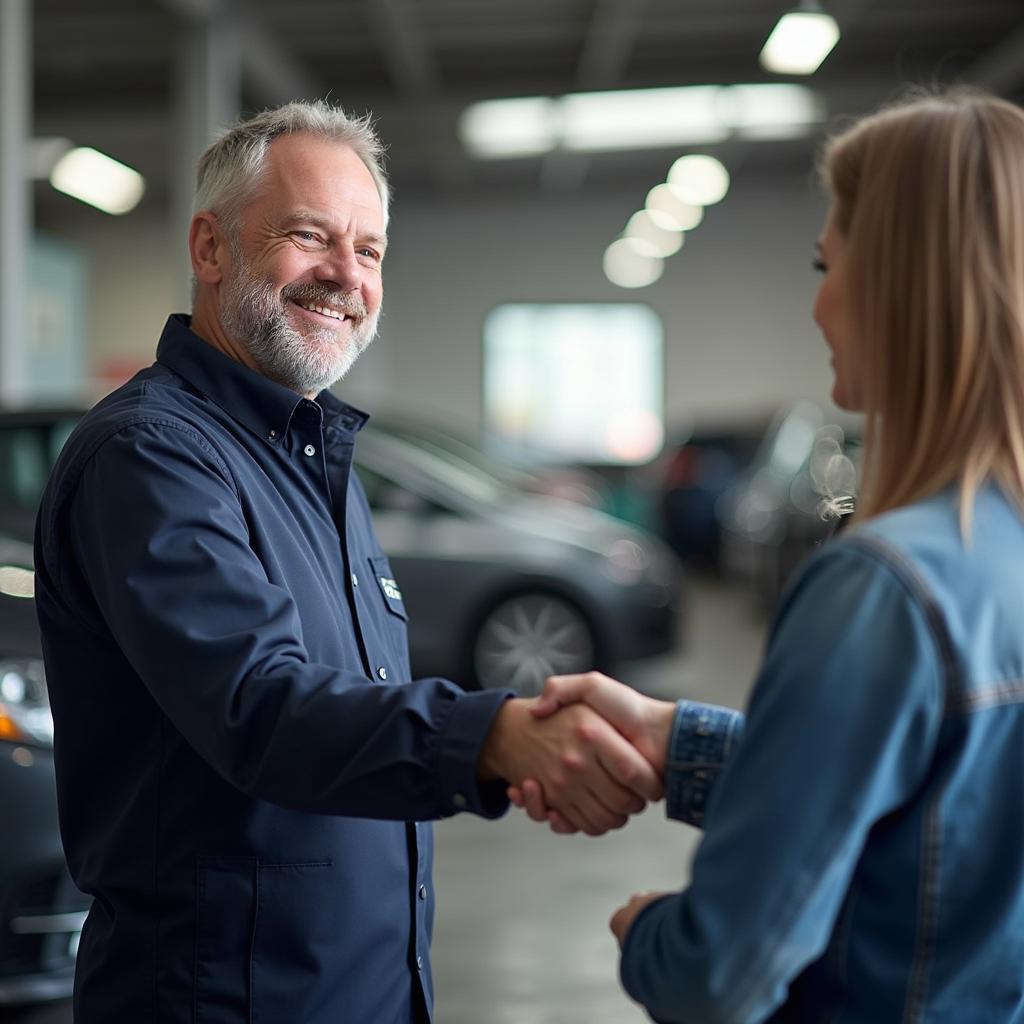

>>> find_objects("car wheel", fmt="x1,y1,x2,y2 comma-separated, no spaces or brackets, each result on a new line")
472,592,597,696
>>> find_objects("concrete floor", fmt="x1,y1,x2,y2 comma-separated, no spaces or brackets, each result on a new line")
430,575,765,1024
5,574,766,1024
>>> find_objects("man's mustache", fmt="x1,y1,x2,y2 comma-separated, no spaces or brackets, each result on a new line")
281,283,367,320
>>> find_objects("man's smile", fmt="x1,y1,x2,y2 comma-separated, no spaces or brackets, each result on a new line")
290,298,353,323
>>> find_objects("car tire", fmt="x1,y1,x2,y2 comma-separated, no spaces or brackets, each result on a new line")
471,592,598,696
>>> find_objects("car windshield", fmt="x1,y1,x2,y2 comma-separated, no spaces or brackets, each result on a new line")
360,429,516,508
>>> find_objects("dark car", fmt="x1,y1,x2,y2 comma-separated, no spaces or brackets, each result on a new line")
718,402,859,606
653,424,764,569
0,536,88,1007
354,425,680,692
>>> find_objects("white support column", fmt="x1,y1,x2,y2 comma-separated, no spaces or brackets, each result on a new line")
0,0,31,406
171,14,242,309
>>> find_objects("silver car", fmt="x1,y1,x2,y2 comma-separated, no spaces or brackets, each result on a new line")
355,425,681,694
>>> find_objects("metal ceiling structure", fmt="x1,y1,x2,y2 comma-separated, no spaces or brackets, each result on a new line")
29,0,1024,214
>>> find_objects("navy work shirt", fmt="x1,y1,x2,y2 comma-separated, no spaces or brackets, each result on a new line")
33,314,512,1024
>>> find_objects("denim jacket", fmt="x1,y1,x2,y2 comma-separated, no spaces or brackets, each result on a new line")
621,485,1024,1024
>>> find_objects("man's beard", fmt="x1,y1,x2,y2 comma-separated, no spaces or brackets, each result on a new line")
220,249,380,396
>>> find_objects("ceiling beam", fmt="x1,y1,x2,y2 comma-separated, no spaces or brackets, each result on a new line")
365,0,440,95
576,0,647,90
159,0,319,107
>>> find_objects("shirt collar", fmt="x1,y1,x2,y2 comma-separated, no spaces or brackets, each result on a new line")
155,314,369,443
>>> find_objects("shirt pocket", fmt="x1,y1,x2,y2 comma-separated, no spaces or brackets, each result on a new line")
194,856,257,1024
194,856,337,1024
367,554,412,681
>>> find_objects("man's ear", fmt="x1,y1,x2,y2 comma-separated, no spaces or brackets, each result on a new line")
189,212,229,285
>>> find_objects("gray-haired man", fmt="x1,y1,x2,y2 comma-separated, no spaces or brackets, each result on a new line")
33,101,660,1023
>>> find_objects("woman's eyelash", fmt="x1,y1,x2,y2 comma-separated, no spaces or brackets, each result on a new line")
812,257,827,273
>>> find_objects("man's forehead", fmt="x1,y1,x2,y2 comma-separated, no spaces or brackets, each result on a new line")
257,137,385,225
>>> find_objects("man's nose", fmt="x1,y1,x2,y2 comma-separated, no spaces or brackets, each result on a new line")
314,247,362,291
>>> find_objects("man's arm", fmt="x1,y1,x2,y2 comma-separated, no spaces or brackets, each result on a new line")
54,421,658,832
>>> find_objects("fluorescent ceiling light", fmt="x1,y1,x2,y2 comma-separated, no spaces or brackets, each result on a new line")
457,97,558,157
460,84,824,158
603,238,664,289
49,146,146,215
668,155,730,206
561,86,728,151
760,8,840,75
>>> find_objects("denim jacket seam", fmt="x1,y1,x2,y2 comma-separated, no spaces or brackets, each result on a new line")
902,791,943,1024
835,534,955,1022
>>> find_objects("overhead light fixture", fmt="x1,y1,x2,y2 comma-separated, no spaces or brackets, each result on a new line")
760,3,840,76
668,155,730,206
626,211,684,258
645,184,704,231
460,83,824,158
603,238,664,289
49,146,146,215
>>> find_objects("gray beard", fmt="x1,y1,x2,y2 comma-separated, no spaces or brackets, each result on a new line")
220,254,380,396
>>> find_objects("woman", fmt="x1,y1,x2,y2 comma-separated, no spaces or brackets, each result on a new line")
515,91,1024,1022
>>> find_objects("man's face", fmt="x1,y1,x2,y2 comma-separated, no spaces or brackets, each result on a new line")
218,135,386,396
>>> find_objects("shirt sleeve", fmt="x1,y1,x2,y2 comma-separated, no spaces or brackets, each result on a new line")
61,419,511,821
665,700,745,828
620,539,946,1024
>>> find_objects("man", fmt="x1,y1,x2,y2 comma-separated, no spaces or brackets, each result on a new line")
33,101,660,1024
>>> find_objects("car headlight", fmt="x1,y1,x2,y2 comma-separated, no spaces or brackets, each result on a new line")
0,657,53,748
602,538,652,585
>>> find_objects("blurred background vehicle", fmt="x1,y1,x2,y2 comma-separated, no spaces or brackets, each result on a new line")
354,423,681,693
718,401,859,606
0,412,80,541
370,412,614,512
0,537,87,1008
652,422,764,571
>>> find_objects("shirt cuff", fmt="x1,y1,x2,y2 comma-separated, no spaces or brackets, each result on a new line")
665,699,745,827
434,687,515,819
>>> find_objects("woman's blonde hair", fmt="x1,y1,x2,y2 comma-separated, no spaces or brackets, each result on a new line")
820,90,1024,530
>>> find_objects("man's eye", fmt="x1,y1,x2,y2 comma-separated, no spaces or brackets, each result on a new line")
294,231,320,244
358,248,381,261
812,257,827,273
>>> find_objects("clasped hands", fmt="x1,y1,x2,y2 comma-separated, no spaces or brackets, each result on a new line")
477,671,677,946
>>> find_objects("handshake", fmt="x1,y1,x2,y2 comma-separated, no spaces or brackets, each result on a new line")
477,672,677,837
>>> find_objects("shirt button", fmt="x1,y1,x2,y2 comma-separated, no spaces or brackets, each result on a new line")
303,444,316,456
452,793,467,809
416,955,423,970
351,572,359,587
418,885,428,901
268,429,277,440
376,666,388,681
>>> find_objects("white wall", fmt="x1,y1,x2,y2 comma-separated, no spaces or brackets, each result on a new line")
54,170,835,432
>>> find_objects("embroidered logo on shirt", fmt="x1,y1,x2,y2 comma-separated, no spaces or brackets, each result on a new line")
379,576,403,602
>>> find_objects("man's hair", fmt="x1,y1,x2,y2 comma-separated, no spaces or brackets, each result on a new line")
819,89,1024,531
193,99,390,237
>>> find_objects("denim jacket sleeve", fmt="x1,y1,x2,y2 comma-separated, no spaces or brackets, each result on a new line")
665,700,745,828
620,539,946,1024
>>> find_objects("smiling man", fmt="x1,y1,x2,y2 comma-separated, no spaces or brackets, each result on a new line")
32,101,661,1024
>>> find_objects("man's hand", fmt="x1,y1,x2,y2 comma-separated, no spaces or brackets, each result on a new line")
610,891,670,949
508,673,677,833
477,697,663,836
